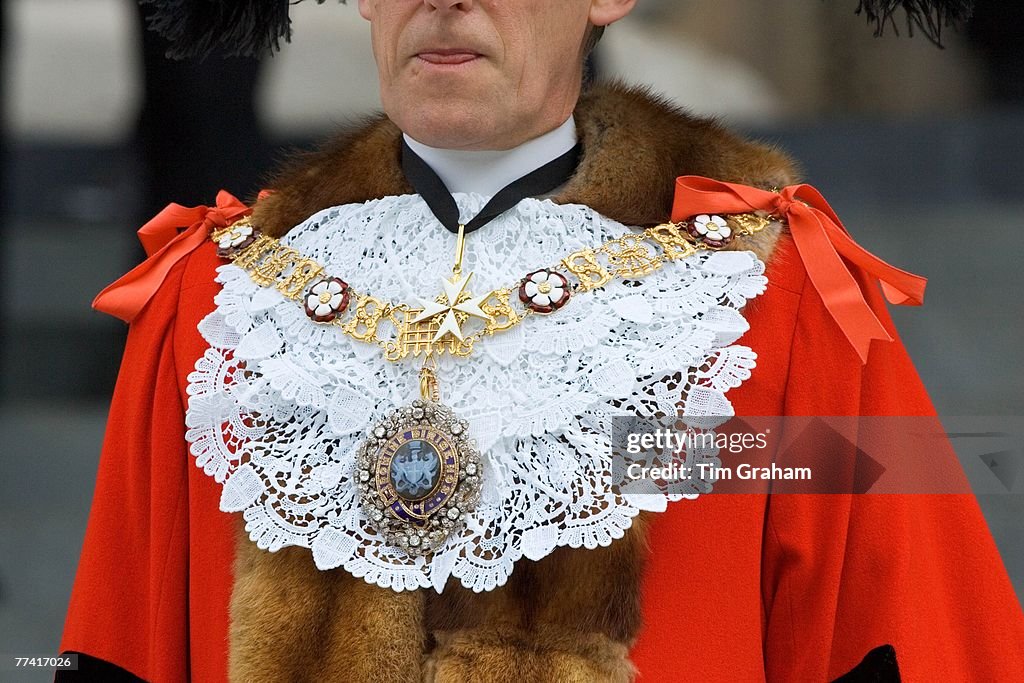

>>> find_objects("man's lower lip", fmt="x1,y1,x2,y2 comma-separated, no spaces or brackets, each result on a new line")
417,54,481,66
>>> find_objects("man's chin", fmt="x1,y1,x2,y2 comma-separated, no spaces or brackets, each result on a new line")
397,106,510,150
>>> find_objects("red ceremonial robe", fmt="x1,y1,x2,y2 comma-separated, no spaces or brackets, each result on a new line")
58,221,1024,681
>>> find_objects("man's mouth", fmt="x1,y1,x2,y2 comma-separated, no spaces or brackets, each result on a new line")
416,49,482,66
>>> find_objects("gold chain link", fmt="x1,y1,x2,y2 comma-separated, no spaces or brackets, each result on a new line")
214,214,775,357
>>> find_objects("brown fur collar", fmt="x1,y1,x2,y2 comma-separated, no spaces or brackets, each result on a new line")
229,82,798,683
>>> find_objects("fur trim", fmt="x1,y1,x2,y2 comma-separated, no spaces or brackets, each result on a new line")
231,83,797,682
229,516,426,682
424,625,636,683
251,82,797,263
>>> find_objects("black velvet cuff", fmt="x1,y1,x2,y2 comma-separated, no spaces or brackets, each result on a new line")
54,651,145,682
831,644,901,682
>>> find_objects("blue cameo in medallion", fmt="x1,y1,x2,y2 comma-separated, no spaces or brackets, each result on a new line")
358,400,482,557
389,439,442,501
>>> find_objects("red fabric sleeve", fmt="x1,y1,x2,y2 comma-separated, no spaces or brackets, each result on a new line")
760,252,1024,680
59,245,234,683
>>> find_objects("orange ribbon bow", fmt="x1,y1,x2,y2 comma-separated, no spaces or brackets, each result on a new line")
92,190,252,323
671,176,927,364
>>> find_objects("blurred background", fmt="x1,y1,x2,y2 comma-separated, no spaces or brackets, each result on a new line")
0,0,1021,678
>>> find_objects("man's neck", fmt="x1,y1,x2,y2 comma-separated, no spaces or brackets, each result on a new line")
402,117,578,197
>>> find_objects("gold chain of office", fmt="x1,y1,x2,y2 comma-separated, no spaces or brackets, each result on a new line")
209,211,774,363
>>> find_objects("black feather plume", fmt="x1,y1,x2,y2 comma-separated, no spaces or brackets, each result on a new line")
139,0,347,60
854,0,975,47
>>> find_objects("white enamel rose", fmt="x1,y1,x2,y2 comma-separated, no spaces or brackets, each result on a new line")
524,270,566,307
218,224,254,250
305,279,346,317
694,214,732,241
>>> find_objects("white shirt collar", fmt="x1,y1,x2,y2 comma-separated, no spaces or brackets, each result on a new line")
402,116,578,197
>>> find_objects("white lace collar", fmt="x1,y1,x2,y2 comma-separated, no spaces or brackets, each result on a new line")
185,194,766,593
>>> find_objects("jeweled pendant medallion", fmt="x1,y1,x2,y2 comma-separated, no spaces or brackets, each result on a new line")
356,398,482,557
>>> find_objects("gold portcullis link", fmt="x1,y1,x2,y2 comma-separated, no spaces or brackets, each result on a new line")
391,306,477,360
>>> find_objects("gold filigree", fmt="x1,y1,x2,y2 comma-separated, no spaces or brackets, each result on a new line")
231,234,277,271
727,213,773,235
277,259,324,299
213,210,781,364
480,288,521,334
645,223,698,261
386,307,476,361
211,216,254,244
250,244,301,287
342,294,388,343
600,233,663,278
561,248,613,291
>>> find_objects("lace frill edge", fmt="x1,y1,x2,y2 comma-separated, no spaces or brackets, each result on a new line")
183,242,768,593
